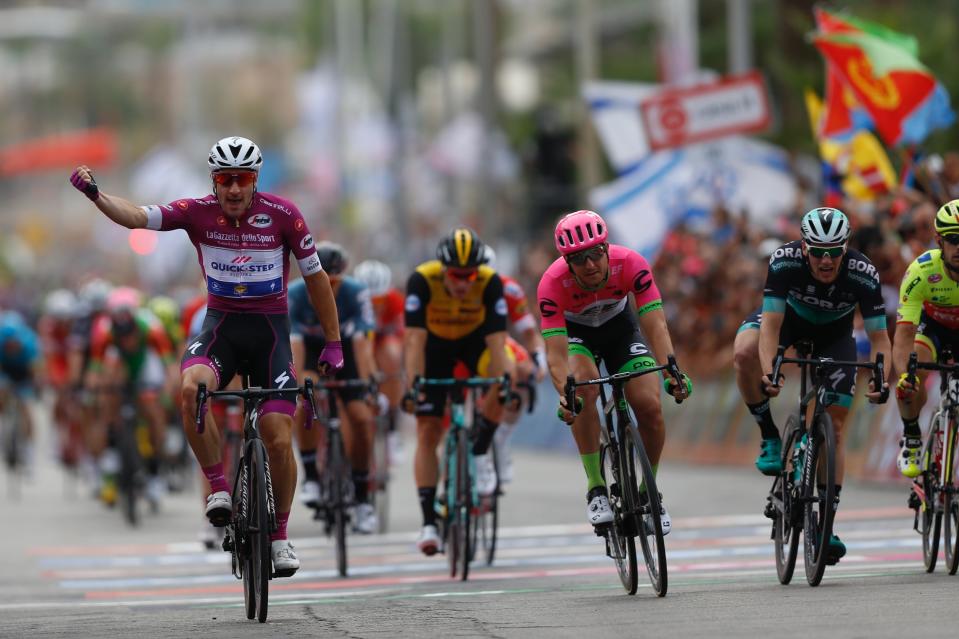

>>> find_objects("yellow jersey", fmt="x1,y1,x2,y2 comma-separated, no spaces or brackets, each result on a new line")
404,260,507,340
897,249,959,329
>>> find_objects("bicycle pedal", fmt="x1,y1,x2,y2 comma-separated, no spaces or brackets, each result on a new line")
593,522,611,537
763,501,777,521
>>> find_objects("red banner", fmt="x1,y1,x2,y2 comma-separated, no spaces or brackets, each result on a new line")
0,128,117,176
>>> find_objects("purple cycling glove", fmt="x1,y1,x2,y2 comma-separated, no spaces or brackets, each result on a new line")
70,169,100,201
317,340,344,374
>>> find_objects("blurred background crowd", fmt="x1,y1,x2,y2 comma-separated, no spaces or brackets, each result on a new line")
1,0,957,379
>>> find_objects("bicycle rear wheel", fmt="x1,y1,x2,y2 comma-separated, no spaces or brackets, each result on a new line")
372,416,391,534
247,441,271,623
117,410,142,527
774,415,802,585
625,424,666,596
600,437,637,595
942,416,959,575
328,429,349,577
803,412,836,587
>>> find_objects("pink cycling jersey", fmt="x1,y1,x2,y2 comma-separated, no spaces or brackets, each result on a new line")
143,193,322,314
536,244,662,334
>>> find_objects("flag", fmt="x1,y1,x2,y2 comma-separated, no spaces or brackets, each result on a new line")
804,88,896,200
811,19,954,146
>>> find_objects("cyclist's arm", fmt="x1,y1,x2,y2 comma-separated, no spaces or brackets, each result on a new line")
302,270,341,343
635,306,675,366
481,274,509,380
72,166,148,228
403,327,427,387
893,262,926,376
543,331,570,396
867,328,892,392
483,331,508,378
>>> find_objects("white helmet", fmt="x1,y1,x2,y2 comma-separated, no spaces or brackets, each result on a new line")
353,260,392,296
79,278,113,313
480,245,496,266
44,289,77,320
208,136,263,171
800,207,850,246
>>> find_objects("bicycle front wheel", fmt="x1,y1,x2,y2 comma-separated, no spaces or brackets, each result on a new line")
774,415,802,585
248,441,271,623
939,415,958,574
803,412,836,587
372,416,391,534
478,443,499,566
625,425,667,597
328,429,349,578
600,438,637,595
455,427,472,581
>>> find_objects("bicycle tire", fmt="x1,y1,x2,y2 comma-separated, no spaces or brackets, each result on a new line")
803,412,836,587
456,427,472,581
2,398,23,499
478,443,499,566
774,415,802,585
328,429,349,578
238,449,256,620
943,415,959,575
922,413,944,572
372,416,391,534
248,441,271,623
625,424,666,596
117,409,142,528
445,431,461,579
600,437,637,595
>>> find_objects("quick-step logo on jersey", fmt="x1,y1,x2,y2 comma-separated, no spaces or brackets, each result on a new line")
200,243,284,298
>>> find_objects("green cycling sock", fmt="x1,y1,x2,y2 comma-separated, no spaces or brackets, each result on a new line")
581,452,605,491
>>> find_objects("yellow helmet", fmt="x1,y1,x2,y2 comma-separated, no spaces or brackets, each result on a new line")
935,199,959,235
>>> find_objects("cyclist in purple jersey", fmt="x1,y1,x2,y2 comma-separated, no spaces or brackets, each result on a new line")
70,136,344,576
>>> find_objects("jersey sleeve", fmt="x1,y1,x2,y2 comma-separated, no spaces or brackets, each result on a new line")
142,200,192,232
481,273,508,335
404,272,430,329
897,261,927,326
354,284,376,335
854,259,887,333
762,255,790,314
536,271,565,336
282,205,322,277
624,251,662,315
503,278,530,323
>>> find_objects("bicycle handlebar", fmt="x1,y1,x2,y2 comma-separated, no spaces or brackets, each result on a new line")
562,354,685,417
194,382,317,434
769,344,887,402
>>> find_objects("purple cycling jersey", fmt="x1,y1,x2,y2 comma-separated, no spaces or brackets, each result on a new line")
143,193,322,314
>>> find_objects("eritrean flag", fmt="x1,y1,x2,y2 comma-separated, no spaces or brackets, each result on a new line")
811,10,954,147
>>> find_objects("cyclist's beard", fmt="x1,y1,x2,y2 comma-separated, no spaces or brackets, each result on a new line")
570,266,609,292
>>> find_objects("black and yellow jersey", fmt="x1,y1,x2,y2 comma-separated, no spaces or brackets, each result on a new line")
404,260,507,340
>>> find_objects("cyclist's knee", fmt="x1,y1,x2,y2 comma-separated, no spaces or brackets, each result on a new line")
733,333,759,373
416,417,443,448
575,383,599,405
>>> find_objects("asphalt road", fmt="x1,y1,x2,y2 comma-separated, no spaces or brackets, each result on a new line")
3,405,958,638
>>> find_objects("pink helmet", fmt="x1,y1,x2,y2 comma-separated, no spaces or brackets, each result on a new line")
106,287,142,315
554,210,608,255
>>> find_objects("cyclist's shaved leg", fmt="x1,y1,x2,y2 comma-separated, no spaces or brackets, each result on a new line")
826,405,850,485
180,364,222,467
624,372,665,465
344,400,373,471
260,412,297,513
734,326,779,440
569,353,601,455
414,416,444,487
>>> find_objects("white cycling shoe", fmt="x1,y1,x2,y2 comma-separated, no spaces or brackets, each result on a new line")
271,539,299,576
474,453,498,497
417,524,441,556
205,491,232,527
300,479,321,509
352,502,378,534
586,487,614,526
643,496,672,536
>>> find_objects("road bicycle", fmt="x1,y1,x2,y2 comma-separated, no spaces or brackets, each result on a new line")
306,377,377,577
765,342,886,586
903,348,959,574
195,377,315,623
412,374,512,580
563,355,685,597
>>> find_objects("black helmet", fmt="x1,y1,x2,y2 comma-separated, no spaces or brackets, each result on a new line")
316,241,349,275
436,227,486,268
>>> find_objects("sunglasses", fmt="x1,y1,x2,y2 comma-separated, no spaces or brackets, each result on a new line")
566,244,607,266
446,268,478,282
807,245,845,259
942,234,959,246
212,171,257,187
